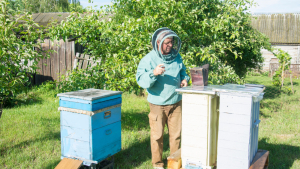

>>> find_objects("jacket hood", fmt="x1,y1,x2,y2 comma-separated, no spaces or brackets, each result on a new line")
151,27,181,63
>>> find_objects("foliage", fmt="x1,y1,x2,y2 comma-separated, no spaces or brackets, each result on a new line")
7,0,85,13
49,0,271,94
0,0,45,106
272,48,292,87
57,65,106,93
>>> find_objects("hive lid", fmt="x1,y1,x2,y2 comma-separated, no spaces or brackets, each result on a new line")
176,84,264,96
57,88,122,101
175,86,216,95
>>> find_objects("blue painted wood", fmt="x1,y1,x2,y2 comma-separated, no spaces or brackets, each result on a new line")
61,121,121,161
91,107,121,130
59,97,122,111
59,94,122,104
60,107,121,130
61,111,91,130
59,89,122,163
93,140,121,162
62,138,91,160
61,126,91,142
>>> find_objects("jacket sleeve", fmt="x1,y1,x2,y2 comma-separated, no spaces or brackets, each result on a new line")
136,58,158,89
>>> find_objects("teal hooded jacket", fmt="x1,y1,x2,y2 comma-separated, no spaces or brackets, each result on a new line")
136,28,190,105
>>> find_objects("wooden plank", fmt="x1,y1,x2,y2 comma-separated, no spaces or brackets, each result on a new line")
78,53,84,69
71,41,75,70
168,148,182,169
36,40,43,75
82,54,90,69
249,149,269,169
50,40,56,81
55,40,60,81
66,40,72,74
55,158,83,169
73,53,80,70
59,39,66,82
44,39,52,82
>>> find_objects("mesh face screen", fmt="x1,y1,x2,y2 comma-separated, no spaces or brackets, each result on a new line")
151,27,181,63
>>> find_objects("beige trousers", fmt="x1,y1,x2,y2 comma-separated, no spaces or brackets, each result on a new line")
148,101,182,167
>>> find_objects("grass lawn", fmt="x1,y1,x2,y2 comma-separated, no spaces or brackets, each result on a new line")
0,74,299,169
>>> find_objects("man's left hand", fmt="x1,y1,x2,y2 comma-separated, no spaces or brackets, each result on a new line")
180,79,188,88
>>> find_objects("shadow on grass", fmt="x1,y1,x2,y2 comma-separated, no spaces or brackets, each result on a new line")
262,85,281,99
114,133,170,169
3,92,44,109
121,111,150,131
258,138,300,169
287,82,299,86
0,130,60,157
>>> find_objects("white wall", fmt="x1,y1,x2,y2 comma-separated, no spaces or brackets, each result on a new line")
261,45,300,71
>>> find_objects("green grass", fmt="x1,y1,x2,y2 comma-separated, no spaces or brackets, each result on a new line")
0,75,299,168
245,75,300,169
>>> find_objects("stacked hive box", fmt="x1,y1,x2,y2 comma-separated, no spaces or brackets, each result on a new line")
176,84,264,169
217,88,263,169
176,86,219,169
57,89,122,165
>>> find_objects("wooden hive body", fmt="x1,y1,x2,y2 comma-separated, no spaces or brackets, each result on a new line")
58,89,122,163
181,93,219,168
217,93,262,169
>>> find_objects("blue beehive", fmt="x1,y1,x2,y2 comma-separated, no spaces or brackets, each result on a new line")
57,88,122,164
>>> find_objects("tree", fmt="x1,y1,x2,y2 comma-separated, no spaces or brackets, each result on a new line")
49,0,271,94
7,0,85,13
0,0,46,106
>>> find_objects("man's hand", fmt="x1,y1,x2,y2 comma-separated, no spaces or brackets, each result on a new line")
180,79,188,88
153,64,165,76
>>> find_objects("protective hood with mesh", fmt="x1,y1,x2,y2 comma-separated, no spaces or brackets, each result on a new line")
151,27,182,64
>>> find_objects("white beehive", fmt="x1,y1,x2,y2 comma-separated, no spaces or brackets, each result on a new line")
176,84,264,169
217,87,263,169
177,86,219,169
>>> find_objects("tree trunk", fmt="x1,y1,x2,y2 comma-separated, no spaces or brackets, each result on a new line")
0,103,2,119
281,61,285,88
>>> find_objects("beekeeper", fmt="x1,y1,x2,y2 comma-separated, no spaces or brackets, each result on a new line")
136,27,190,169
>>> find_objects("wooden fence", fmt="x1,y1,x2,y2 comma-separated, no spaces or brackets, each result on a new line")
35,39,75,85
251,13,300,44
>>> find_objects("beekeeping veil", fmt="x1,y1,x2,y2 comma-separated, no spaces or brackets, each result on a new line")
151,27,181,63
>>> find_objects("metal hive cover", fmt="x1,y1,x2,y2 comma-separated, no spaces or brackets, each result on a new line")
176,84,264,96
57,88,122,101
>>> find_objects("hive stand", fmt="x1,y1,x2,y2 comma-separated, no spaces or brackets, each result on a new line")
55,156,114,169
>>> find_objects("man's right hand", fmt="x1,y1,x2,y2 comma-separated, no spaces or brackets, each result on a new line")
153,64,165,76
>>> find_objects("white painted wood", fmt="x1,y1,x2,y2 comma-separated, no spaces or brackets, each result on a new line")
217,155,250,169
219,102,252,115
219,112,251,126
218,147,249,160
218,130,250,143
219,94,252,104
217,93,262,169
181,95,218,168
218,123,251,134
182,113,208,127
182,103,209,116
218,139,249,151
181,146,207,164
182,122,208,136
181,134,208,148
182,93,208,105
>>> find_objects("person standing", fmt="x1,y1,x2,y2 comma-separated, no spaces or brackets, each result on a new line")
136,27,190,169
